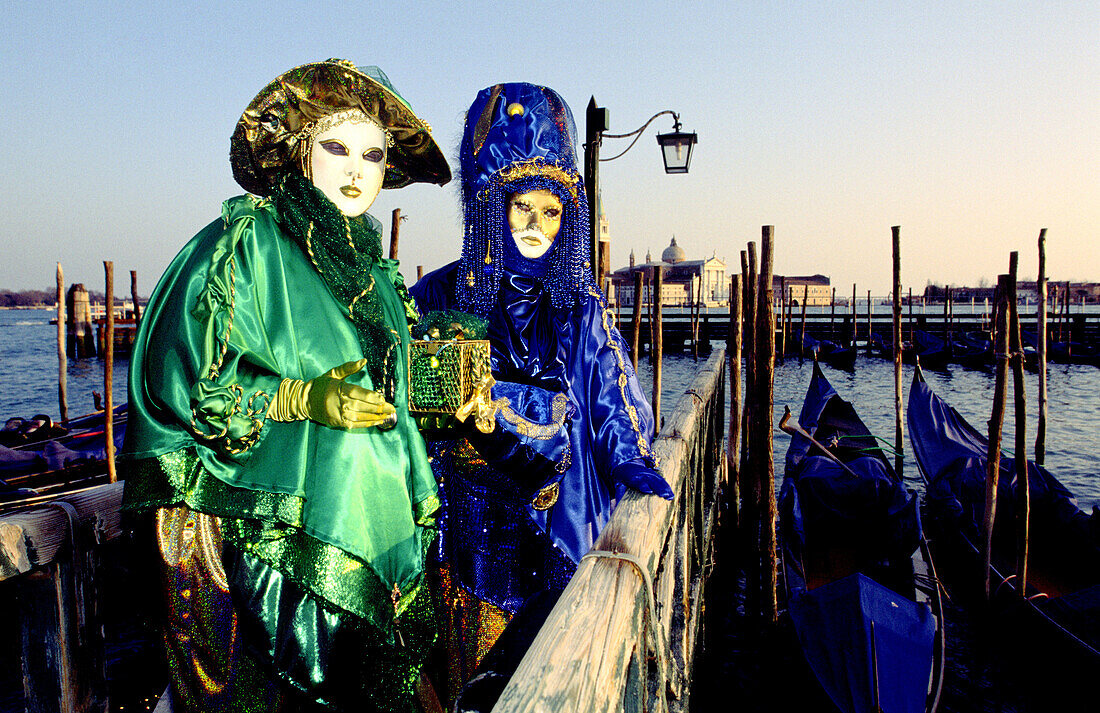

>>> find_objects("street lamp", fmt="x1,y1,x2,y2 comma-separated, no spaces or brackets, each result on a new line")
583,98,697,283
656,118,697,174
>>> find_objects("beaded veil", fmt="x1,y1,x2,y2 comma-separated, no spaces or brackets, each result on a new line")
456,83,596,316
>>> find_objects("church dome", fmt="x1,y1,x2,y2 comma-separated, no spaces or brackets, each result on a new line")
662,237,686,264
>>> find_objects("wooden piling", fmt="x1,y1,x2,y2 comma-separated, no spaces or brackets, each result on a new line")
691,275,700,361
129,270,141,323
727,274,743,530
946,287,954,344
1035,229,1048,465
829,287,836,340
416,265,423,282
778,277,787,363
631,271,644,371
389,208,401,260
66,284,95,358
56,263,68,424
908,287,914,346
866,290,872,354
1007,253,1030,594
892,227,903,479
651,266,663,437
983,275,1010,601
642,270,651,365
756,227,777,624
799,285,808,362
104,262,116,484
850,283,857,346
742,243,759,618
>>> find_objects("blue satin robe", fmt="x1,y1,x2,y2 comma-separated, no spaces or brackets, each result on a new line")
411,261,656,611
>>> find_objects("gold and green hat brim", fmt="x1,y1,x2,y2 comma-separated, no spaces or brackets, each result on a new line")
230,59,451,195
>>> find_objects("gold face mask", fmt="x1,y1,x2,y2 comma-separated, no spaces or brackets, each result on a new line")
506,189,563,259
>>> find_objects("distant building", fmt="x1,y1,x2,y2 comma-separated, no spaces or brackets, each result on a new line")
609,237,727,307
775,274,832,306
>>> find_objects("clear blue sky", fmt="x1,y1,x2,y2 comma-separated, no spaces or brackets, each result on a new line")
2,1,1096,295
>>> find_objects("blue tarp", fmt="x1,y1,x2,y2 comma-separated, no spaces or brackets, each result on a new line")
0,405,125,479
790,572,935,713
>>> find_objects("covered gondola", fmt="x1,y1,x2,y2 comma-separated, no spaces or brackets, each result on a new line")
779,360,945,713
907,365,1100,673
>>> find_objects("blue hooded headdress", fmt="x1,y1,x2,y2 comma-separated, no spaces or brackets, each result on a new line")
456,83,596,316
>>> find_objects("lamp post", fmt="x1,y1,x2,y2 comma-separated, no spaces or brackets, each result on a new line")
583,98,697,285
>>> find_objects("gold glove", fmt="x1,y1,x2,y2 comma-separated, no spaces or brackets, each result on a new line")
267,359,396,430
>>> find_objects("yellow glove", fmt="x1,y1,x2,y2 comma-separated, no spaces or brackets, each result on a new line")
267,359,396,430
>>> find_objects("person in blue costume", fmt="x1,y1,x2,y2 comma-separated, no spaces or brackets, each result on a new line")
410,82,673,701
121,60,450,713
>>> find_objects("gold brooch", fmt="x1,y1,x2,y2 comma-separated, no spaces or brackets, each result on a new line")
531,482,560,511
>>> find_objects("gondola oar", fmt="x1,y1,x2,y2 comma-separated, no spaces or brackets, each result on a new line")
778,405,860,479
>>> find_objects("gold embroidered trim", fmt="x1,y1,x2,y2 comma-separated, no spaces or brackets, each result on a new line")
485,158,581,200
495,392,571,440
590,287,658,465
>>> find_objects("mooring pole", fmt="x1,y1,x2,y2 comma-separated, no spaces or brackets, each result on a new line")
104,261,117,484
983,275,1010,601
1008,253,1030,595
742,243,759,619
130,269,141,324
830,287,836,340
1035,229,1048,465
851,283,857,347
799,285,808,363
778,276,787,364
728,273,743,531
56,263,68,424
892,227,904,479
866,290,873,354
757,227,777,624
389,208,401,260
652,265,664,437
631,270,644,371
908,286,914,346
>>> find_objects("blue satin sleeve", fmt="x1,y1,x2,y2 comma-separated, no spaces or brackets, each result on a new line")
464,381,575,500
579,291,658,477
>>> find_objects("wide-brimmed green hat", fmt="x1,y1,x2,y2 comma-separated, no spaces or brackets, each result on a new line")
230,59,451,195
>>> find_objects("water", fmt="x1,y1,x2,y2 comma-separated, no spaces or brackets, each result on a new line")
4,306,1098,509
1,308,129,421
633,345,1100,513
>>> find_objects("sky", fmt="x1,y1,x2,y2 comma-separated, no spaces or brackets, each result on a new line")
2,1,1097,296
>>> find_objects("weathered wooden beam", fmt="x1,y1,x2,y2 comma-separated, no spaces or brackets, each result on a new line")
0,482,124,580
3,484,122,713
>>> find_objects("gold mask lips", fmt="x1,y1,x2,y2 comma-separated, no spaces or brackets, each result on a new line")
340,185,362,198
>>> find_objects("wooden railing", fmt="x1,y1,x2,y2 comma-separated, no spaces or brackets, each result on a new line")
1,481,124,713
493,347,727,713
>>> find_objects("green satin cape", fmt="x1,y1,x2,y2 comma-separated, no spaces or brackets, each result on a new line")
122,194,439,630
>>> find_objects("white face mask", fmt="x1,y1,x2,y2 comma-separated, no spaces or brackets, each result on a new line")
308,115,387,217
507,189,563,259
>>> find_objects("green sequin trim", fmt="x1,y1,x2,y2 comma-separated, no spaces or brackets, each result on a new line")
121,448,438,632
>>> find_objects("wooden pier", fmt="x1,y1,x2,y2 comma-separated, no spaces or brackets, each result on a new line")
612,305,1100,354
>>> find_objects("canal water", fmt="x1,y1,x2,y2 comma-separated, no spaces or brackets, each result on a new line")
3,308,1098,710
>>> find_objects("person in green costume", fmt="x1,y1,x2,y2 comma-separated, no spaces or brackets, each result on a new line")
121,59,451,712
